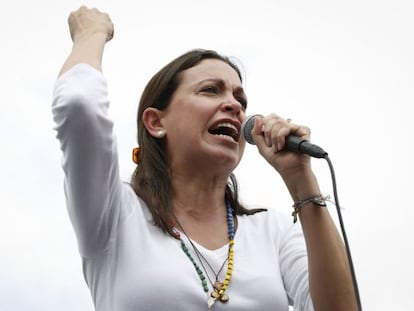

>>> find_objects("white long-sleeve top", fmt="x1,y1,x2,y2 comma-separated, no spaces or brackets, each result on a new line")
52,64,314,311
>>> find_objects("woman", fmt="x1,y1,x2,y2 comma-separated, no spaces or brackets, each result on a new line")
52,6,357,311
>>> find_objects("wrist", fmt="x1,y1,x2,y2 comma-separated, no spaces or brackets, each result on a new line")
59,31,108,77
282,168,321,202
72,30,109,45
292,194,328,223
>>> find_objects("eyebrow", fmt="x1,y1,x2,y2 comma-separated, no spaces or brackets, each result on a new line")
196,78,247,98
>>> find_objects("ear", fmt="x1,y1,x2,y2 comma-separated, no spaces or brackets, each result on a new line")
142,107,166,138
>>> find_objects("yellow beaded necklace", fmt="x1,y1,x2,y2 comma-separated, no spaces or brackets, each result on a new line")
172,201,235,309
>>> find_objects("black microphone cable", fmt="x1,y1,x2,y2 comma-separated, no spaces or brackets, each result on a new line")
324,154,362,310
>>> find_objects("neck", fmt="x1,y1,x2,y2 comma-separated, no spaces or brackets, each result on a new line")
172,172,228,218
171,172,230,250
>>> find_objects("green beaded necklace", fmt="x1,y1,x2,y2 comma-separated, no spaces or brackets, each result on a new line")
172,201,235,309
179,239,209,293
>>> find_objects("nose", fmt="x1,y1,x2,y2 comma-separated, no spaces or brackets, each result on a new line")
221,98,243,115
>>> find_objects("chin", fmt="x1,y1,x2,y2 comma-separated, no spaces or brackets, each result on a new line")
211,150,242,171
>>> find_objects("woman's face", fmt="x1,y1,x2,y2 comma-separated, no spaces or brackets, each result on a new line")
161,59,247,174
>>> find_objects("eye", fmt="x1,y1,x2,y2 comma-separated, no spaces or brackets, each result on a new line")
235,96,247,110
200,86,219,94
238,98,247,110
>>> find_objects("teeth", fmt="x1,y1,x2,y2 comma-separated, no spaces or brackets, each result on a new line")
209,122,240,142
215,123,238,133
209,122,239,141
217,134,235,141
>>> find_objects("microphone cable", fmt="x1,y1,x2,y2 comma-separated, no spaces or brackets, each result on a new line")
324,154,362,310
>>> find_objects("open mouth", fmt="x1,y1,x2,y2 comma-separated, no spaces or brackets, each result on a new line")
208,122,240,142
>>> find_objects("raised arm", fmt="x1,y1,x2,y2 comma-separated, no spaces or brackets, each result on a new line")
251,114,358,311
53,7,122,257
59,5,114,76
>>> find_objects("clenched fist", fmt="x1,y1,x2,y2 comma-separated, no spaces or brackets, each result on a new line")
68,6,114,42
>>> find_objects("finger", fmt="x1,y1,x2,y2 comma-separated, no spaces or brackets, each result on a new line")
262,116,306,153
273,123,303,152
251,117,268,149
106,15,115,41
288,120,311,141
272,125,291,152
77,5,88,12
261,113,279,148
106,28,114,41
261,114,286,151
251,116,279,159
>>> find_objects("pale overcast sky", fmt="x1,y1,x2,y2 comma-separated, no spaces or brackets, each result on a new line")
1,0,413,310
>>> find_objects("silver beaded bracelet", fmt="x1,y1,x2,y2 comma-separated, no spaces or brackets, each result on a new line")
292,194,329,223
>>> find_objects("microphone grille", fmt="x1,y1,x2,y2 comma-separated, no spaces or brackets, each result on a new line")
241,114,262,145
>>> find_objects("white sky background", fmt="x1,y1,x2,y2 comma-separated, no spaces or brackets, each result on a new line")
1,0,413,310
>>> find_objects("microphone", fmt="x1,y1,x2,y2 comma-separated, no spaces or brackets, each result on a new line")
241,114,328,158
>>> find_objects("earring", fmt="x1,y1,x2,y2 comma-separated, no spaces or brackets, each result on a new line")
156,130,166,138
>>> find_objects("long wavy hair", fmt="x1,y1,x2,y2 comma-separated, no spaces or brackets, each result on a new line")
131,49,266,237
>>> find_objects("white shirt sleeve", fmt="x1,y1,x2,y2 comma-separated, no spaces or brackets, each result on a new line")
52,64,126,258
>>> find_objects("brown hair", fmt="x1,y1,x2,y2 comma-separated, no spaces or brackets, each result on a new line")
131,49,266,237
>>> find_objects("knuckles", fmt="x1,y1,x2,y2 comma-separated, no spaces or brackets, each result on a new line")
67,6,114,42
262,114,312,140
